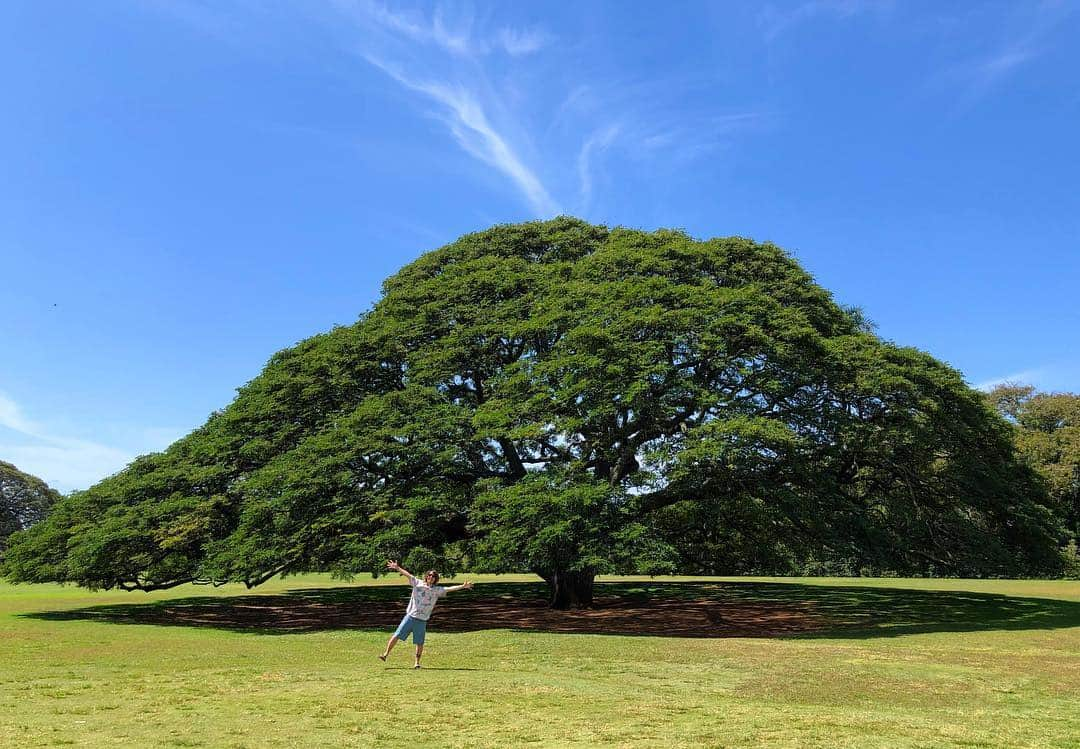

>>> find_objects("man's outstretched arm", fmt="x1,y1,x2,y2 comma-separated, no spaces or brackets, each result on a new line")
443,581,474,593
386,560,417,584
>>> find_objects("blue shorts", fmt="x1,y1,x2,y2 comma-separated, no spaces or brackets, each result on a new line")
393,614,428,645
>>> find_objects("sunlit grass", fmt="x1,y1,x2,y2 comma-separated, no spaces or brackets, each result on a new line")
3,575,1078,748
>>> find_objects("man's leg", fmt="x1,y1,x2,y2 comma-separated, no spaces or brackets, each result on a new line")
383,616,415,661
379,635,400,661
413,620,426,668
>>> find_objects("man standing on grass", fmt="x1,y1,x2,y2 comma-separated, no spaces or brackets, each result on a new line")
379,560,472,669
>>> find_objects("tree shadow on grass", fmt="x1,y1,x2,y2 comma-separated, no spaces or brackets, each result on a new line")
22,581,1080,639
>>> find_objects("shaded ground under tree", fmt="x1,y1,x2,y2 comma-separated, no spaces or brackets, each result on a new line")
24,580,1080,639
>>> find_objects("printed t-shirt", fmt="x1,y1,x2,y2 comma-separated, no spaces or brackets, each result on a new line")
406,578,447,621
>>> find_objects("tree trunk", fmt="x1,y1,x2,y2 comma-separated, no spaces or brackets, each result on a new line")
539,568,595,609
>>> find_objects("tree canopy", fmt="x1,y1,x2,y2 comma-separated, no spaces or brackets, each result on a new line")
985,384,1079,542
0,461,60,552
1,219,1064,605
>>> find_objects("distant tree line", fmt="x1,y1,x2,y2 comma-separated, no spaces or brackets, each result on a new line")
984,384,1080,568
0,461,59,552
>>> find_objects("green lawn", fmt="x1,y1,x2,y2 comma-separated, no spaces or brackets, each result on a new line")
2,575,1078,748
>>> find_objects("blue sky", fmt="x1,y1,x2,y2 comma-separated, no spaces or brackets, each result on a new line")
2,0,1078,492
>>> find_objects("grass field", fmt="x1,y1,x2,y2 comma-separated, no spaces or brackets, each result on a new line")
2,574,1078,748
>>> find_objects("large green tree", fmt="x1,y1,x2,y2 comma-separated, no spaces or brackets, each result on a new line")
985,384,1080,541
0,461,60,552
2,219,1063,606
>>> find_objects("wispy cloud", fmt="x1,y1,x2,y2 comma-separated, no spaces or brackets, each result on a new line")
552,80,768,212
497,26,549,56
0,393,35,435
356,1,474,56
342,1,548,57
0,442,130,496
936,44,1041,105
159,2,764,220
974,369,1048,392
339,3,560,216
973,364,1080,394
577,125,620,208
0,392,133,493
363,54,559,216
758,0,891,42
928,2,1074,106
0,392,184,493
639,112,766,163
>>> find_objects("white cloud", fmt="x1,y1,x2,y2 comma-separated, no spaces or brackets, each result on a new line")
336,2,563,216
155,1,759,221
0,392,36,435
978,49,1036,77
321,3,766,219
974,369,1047,392
577,125,621,208
926,2,1074,107
758,0,890,42
931,34,1043,106
497,27,549,56
354,0,474,55
361,53,559,216
0,392,180,494
639,112,765,164
0,440,132,496
346,1,550,57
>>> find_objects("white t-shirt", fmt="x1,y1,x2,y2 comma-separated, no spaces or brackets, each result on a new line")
406,576,447,621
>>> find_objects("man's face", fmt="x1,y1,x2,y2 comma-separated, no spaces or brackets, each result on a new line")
424,571,438,585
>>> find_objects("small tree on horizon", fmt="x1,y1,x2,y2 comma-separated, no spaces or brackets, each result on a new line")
1,219,1064,607
0,461,60,553
985,383,1079,543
